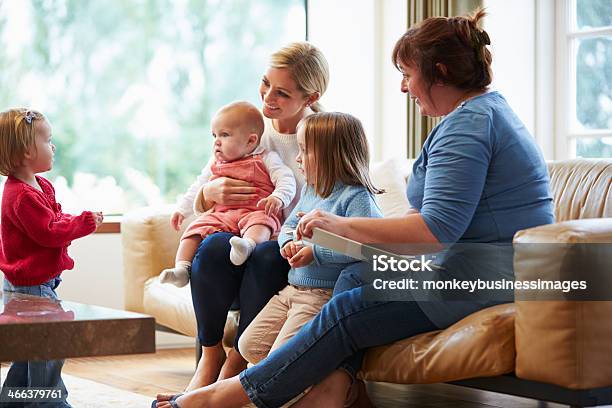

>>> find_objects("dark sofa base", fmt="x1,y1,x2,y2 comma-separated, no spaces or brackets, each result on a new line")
177,330,611,407
451,374,612,407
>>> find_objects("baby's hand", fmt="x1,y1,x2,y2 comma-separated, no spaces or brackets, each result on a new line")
171,211,185,231
280,240,304,259
93,212,104,228
257,196,283,216
289,246,314,268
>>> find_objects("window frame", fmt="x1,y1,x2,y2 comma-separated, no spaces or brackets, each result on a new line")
555,0,612,159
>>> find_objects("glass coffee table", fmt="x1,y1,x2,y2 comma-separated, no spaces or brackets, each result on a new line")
0,291,155,362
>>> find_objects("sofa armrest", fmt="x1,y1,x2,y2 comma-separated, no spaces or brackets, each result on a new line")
121,205,185,313
513,218,612,389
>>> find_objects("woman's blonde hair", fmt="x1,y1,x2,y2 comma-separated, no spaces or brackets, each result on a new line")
270,42,329,112
0,108,46,176
300,112,383,198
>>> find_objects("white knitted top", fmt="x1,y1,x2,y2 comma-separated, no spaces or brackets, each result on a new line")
260,116,306,219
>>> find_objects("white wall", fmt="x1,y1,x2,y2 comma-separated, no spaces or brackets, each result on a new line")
308,0,408,160
308,0,377,143
377,0,409,160
484,0,537,136
55,233,124,308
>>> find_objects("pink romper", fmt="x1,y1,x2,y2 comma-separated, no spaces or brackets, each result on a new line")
181,154,282,241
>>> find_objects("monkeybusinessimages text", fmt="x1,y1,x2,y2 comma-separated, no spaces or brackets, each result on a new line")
371,254,587,293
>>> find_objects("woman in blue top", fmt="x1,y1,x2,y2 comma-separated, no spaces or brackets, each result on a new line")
153,9,554,408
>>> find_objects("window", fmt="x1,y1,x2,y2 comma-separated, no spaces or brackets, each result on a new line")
0,0,306,213
557,0,612,158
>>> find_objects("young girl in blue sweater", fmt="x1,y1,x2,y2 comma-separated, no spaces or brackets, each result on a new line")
237,112,383,365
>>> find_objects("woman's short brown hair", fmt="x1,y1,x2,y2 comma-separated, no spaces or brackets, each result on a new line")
0,108,45,176
300,112,383,198
392,8,492,91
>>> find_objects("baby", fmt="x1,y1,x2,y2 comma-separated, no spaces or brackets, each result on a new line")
160,101,296,287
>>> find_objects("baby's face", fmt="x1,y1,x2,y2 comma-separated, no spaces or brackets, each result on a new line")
211,111,255,162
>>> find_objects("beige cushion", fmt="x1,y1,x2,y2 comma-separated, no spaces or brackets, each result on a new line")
143,278,197,337
121,205,180,313
514,218,612,389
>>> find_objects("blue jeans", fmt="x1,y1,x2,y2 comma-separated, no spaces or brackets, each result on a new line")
1,278,72,408
190,232,289,349
239,262,438,408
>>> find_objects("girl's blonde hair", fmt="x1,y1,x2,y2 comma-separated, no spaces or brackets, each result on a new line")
301,112,383,198
0,108,46,176
270,42,329,112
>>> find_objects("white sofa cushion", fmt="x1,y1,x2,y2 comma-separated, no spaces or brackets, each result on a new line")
370,157,413,218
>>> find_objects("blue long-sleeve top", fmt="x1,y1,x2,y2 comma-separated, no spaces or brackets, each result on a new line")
406,91,554,328
279,182,382,289
408,91,554,244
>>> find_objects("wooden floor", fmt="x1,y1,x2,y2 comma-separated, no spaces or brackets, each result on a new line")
51,348,567,407
63,348,195,397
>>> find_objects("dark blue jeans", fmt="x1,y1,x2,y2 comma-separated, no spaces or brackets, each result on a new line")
190,232,289,349
239,262,438,408
1,278,72,408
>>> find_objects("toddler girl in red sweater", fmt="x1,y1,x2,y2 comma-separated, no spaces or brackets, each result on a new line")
0,108,103,406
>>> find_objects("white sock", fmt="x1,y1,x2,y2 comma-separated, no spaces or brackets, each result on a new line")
229,237,256,266
159,261,191,287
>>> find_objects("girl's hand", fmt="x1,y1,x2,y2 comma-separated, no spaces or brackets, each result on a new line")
296,209,347,240
170,211,185,231
280,240,304,259
289,246,314,268
203,177,258,206
257,196,283,216
93,212,104,228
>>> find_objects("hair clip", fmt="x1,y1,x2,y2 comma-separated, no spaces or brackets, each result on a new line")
24,110,34,124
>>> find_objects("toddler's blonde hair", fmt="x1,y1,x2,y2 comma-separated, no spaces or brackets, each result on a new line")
0,108,46,176
300,112,383,198
270,42,329,112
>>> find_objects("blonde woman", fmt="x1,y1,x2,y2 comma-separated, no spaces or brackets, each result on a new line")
179,42,330,392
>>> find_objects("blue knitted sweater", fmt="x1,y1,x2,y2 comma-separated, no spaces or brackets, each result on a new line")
278,182,382,289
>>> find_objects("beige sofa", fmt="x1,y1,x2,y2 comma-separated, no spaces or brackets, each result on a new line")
122,158,612,404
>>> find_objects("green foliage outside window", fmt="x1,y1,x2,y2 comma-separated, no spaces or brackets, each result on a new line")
0,0,305,212
575,0,612,158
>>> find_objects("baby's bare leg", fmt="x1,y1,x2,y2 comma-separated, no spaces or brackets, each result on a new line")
175,236,202,263
243,224,273,243
229,225,272,266
160,236,202,287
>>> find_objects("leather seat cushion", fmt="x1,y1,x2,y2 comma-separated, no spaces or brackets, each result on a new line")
359,303,515,383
